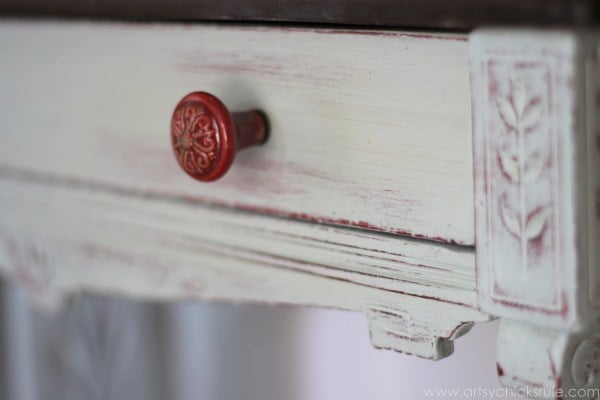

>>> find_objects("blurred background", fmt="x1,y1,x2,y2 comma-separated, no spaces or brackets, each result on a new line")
0,278,512,400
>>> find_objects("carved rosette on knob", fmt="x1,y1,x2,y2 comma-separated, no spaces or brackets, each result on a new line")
171,92,269,181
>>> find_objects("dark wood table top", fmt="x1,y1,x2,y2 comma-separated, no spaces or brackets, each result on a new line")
0,0,598,30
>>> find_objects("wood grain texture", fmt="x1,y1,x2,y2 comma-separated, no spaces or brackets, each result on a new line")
0,20,474,245
470,29,600,397
0,0,598,30
0,173,489,359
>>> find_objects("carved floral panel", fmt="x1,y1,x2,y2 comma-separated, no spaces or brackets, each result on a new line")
471,31,584,325
484,59,561,310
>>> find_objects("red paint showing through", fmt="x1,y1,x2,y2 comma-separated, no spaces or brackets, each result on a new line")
496,363,505,377
491,290,569,317
0,165,470,246
312,29,467,42
229,202,466,245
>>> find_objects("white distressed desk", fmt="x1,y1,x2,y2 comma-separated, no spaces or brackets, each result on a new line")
0,17,598,399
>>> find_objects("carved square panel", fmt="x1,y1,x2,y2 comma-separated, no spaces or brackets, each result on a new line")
470,31,595,328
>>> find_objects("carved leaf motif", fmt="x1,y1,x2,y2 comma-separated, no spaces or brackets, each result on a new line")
521,99,543,131
501,204,521,237
523,154,545,183
497,97,517,130
512,77,527,116
525,208,547,240
512,76,527,117
499,149,519,182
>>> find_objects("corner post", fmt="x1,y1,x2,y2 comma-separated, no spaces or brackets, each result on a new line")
470,29,600,398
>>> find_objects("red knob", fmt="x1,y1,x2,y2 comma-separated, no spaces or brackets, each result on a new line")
171,92,269,182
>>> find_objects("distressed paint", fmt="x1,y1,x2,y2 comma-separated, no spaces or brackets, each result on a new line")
0,175,489,360
496,320,600,400
471,29,600,399
0,20,474,244
472,30,584,327
367,304,474,360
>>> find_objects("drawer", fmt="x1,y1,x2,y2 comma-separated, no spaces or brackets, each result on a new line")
2,12,599,393
0,21,473,244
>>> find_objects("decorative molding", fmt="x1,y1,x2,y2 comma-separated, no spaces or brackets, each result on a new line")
0,176,490,360
471,30,596,327
481,52,563,316
494,72,549,250
570,334,600,391
497,320,600,399
471,29,600,398
366,303,475,361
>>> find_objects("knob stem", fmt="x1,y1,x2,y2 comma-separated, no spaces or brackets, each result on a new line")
233,110,269,151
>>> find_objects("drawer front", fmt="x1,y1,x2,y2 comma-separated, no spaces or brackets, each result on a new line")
0,21,473,244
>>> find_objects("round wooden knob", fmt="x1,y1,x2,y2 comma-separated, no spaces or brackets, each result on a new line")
171,92,269,182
